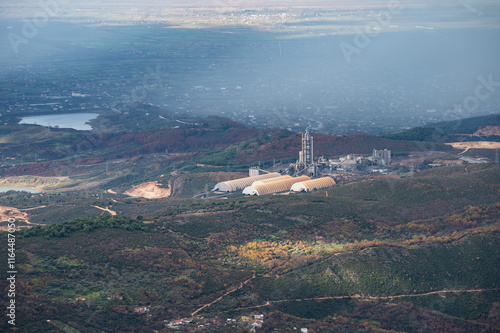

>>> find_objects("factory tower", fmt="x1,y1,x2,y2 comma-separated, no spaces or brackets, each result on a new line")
299,130,314,166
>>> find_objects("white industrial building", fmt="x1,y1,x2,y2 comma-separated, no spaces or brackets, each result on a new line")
371,149,391,165
252,175,292,185
292,130,316,176
243,176,311,196
213,172,281,193
299,130,314,166
290,177,336,192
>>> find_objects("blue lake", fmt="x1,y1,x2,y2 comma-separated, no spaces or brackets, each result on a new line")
0,186,40,193
20,113,98,130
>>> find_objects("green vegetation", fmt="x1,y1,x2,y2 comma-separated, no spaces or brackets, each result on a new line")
20,216,148,238
252,233,500,300
402,290,500,321
198,149,237,166
379,127,451,142
273,299,356,320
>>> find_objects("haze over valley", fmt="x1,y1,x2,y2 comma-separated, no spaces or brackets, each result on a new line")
1,0,500,133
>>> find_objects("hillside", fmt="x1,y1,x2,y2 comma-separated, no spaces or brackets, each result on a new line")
2,164,499,332
0,113,275,177
380,114,500,142
233,133,452,165
1,110,463,199
428,114,500,135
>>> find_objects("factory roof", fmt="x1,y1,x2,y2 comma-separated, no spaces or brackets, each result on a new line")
290,177,336,193
252,175,293,185
213,172,281,192
243,176,311,196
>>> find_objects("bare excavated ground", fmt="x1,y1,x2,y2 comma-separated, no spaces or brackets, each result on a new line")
0,206,28,222
124,181,172,199
446,141,500,150
0,176,71,192
0,206,33,228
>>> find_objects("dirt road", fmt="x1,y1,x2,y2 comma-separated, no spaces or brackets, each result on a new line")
91,206,117,216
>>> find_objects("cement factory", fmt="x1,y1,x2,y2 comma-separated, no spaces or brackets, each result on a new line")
212,130,392,196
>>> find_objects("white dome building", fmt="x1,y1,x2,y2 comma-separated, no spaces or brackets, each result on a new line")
290,177,336,193
213,172,281,192
243,176,311,196
252,175,292,185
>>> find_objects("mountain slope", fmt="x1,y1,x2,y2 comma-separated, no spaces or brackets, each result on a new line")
2,163,499,332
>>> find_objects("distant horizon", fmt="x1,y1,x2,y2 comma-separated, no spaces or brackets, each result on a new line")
1,0,499,134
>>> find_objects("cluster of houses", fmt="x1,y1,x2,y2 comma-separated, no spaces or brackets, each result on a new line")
241,314,264,331
164,314,265,331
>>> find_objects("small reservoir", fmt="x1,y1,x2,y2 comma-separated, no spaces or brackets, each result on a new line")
0,186,40,193
20,113,98,131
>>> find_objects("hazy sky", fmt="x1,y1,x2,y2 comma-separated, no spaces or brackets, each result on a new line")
1,0,499,132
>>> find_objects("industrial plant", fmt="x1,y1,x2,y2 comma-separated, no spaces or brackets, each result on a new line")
212,130,392,196
288,131,392,175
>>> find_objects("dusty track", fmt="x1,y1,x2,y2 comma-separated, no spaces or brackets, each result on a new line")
191,272,256,317
91,205,117,216
233,288,500,311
